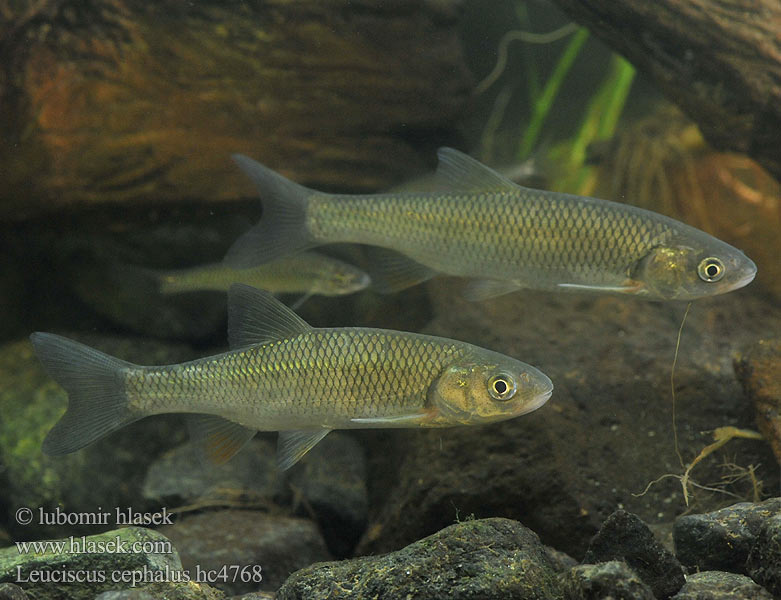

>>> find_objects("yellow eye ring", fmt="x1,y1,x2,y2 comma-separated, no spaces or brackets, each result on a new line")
697,257,725,282
488,373,517,401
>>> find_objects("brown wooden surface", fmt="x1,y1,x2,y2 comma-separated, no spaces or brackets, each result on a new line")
0,0,471,220
550,0,781,182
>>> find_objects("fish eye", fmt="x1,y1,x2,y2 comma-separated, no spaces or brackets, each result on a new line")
697,257,725,282
488,373,517,401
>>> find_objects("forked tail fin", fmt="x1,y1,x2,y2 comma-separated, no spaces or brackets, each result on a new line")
30,332,140,455
224,154,316,268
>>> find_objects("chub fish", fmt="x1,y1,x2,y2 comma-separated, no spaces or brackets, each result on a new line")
225,148,756,301
30,285,552,470
154,251,370,297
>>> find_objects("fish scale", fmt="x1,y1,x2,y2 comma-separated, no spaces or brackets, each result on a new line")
125,329,463,428
310,190,670,285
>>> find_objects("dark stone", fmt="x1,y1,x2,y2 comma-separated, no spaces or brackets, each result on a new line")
224,594,274,600
562,561,655,600
0,336,191,541
583,510,684,599
277,518,563,600
746,514,781,597
0,583,29,600
287,432,368,558
673,497,781,573
671,571,774,600
142,437,285,507
158,510,330,595
0,527,181,600
359,284,781,560
545,546,579,573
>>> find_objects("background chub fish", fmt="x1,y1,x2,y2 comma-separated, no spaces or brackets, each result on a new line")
225,148,757,301
30,285,552,470
154,251,370,297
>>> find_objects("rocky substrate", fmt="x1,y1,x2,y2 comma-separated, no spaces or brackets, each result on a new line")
1,499,780,598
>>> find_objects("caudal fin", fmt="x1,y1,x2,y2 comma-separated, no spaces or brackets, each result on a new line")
224,154,316,268
30,332,140,455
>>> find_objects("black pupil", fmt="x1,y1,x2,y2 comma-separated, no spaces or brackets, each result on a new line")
706,264,720,277
494,379,507,395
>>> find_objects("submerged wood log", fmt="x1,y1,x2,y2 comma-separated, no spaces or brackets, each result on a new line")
0,0,471,220
550,0,781,182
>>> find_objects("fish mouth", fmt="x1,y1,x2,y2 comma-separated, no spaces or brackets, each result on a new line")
731,265,757,291
516,387,553,416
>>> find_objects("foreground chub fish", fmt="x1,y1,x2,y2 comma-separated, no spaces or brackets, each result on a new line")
155,252,370,296
225,148,756,301
31,285,552,470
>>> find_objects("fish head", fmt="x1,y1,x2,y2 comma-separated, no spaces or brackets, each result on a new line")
632,235,757,300
427,352,553,425
318,263,371,295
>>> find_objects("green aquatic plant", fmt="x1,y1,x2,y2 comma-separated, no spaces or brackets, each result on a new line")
551,53,636,195
474,4,635,193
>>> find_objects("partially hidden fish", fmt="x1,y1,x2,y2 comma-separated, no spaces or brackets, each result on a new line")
225,148,757,301
154,251,370,297
30,285,552,470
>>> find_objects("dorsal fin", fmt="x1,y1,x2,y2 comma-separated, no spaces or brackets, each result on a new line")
228,284,313,349
433,148,517,192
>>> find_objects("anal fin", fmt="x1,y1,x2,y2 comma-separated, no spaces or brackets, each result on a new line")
187,414,257,465
277,429,331,470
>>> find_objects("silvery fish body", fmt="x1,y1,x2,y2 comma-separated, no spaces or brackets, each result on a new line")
156,251,369,296
30,285,552,469
225,148,756,301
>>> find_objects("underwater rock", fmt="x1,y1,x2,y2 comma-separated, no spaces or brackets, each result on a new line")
223,593,274,600
671,571,774,600
583,510,684,599
359,283,781,559
0,336,191,540
144,433,368,559
277,518,563,600
94,582,225,600
142,438,285,507
735,339,781,466
0,583,29,600
745,514,781,597
287,432,368,558
562,561,655,600
673,497,781,573
0,527,180,600
158,510,330,595
1,0,470,219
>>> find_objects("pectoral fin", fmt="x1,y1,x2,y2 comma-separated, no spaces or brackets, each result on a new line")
557,281,645,295
350,413,428,425
187,415,257,465
277,429,331,470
